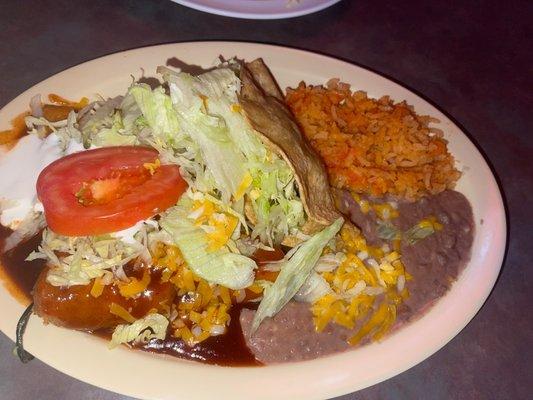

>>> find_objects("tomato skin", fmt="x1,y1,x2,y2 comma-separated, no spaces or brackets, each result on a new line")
37,146,187,236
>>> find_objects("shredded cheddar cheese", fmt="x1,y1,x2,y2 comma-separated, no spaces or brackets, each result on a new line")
48,94,89,110
109,303,136,323
143,158,161,175
234,171,253,200
119,270,151,298
188,197,239,251
90,277,105,298
154,243,233,346
312,221,409,345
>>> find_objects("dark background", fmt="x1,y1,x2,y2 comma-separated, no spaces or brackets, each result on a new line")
0,0,531,399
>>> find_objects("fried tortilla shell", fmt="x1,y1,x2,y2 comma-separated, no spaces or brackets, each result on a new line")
238,59,342,234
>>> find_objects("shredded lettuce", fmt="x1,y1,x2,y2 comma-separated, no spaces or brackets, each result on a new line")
27,229,141,287
91,112,137,147
251,217,343,333
162,67,304,245
248,160,304,246
19,66,307,252
194,68,266,160
294,272,332,303
127,83,218,197
109,313,169,349
50,111,83,151
314,252,346,273
160,198,256,289
129,85,180,142
404,217,442,245
78,96,123,145
164,72,248,203
119,92,145,136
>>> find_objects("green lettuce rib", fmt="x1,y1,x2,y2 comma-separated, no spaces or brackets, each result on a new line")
251,217,344,333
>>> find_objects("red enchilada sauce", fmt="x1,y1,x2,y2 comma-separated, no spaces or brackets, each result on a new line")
0,226,272,366
131,249,285,365
133,303,260,366
0,226,44,303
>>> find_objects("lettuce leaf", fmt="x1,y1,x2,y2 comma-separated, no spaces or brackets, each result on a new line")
92,112,137,147
160,199,256,289
78,96,123,146
129,85,180,142
165,72,248,203
251,217,343,333
195,68,266,160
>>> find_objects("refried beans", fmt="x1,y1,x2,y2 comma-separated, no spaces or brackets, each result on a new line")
240,190,473,363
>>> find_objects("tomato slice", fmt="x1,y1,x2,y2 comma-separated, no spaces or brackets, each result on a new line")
37,146,187,236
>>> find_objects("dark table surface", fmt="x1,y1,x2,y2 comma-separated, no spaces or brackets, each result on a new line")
0,0,531,399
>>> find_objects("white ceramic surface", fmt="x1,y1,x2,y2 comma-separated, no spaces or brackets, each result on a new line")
173,0,342,19
0,42,506,400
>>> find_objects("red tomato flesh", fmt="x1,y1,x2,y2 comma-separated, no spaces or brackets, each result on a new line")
37,146,187,236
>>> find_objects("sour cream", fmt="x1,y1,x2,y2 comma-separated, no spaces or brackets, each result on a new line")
0,133,85,230
112,219,158,244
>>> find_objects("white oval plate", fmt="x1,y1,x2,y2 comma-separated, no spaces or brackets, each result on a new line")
0,42,506,400
173,0,342,19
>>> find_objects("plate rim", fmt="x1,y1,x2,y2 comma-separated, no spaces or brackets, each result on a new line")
0,41,507,400
172,0,343,20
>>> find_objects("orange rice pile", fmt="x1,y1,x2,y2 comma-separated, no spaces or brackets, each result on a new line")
285,80,460,200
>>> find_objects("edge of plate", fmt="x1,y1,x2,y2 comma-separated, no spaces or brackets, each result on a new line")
172,0,342,20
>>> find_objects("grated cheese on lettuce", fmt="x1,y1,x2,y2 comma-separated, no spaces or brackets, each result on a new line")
160,197,256,289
